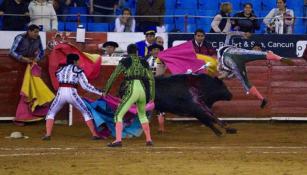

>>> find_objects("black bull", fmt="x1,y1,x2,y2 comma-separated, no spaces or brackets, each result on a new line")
154,74,237,136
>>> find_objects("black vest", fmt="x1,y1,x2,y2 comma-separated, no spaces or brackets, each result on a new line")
210,12,229,33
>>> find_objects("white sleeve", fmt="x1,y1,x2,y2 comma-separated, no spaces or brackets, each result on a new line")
263,9,275,26
131,18,136,32
211,15,222,33
287,9,295,25
50,4,58,30
28,2,37,20
78,72,102,96
114,18,124,32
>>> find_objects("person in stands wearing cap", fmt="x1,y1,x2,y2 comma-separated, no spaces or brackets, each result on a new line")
102,41,120,57
135,29,156,58
42,54,103,141
145,43,167,133
103,44,155,147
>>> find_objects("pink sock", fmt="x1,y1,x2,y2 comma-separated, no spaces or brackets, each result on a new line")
249,86,264,100
141,123,152,142
45,119,54,136
115,122,123,142
266,51,282,61
85,120,98,137
157,114,165,132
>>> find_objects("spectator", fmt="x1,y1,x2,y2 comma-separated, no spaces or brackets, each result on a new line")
303,45,307,61
89,0,118,23
155,36,164,46
102,41,119,57
145,43,166,76
114,8,135,32
28,0,58,31
136,0,165,32
210,2,232,33
10,24,44,63
252,42,263,51
0,0,30,31
232,3,260,33
66,0,87,7
263,0,294,34
192,29,216,56
135,28,156,58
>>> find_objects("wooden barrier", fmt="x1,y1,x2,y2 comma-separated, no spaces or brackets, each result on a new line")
0,31,306,122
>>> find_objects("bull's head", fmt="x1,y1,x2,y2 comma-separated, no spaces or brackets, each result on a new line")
194,75,232,108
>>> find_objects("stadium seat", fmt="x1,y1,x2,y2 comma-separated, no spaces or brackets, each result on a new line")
65,22,86,32
122,0,136,9
164,23,176,32
286,0,304,11
67,7,88,22
173,9,196,32
58,21,65,31
164,9,174,23
87,23,109,32
176,0,197,9
187,24,197,33
261,0,275,11
198,0,219,10
294,25,306,34
165,0,177,10
196,24,211,33
196,10,216,28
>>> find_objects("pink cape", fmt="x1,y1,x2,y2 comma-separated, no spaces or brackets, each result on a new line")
158,40,204,74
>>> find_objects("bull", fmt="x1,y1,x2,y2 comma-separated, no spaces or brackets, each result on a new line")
154,74,237,136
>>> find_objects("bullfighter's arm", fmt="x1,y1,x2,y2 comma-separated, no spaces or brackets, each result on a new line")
104,63,124,95
147,68,155,101
224,31,246,45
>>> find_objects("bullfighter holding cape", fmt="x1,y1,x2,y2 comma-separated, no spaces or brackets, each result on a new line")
103,44,155,147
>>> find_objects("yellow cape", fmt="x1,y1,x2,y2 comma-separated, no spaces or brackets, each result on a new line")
21,65,55,112
196,54,218,76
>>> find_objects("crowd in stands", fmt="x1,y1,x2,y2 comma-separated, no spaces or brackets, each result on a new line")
0,0,305,34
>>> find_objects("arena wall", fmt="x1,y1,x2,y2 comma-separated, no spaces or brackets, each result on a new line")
0,32,306,122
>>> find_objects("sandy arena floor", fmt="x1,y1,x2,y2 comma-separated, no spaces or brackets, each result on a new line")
0,120,307,175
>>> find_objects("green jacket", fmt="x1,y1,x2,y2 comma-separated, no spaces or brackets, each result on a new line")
104,54,155,101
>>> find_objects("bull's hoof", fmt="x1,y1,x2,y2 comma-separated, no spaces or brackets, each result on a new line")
226,128,237,134
213,130,223,137
260,99,268,109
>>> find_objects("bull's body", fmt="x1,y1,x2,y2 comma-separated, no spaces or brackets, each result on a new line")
154,74,236,135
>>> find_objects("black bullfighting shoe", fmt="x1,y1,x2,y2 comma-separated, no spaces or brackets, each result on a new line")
91,136,102,140
280,57,294,66
260,98,268,109
41,135,51,141
107,141,122,147
146,141,154,146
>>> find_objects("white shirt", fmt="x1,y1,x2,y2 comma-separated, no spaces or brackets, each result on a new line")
114,17,135,32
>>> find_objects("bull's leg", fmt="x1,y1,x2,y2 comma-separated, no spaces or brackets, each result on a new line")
190,87,237,134
195,117,223,136
198,106,237,135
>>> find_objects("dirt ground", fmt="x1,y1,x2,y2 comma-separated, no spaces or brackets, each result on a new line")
0,120,307,175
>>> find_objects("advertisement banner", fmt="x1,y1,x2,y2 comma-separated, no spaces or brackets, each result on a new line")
168,33,307,58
